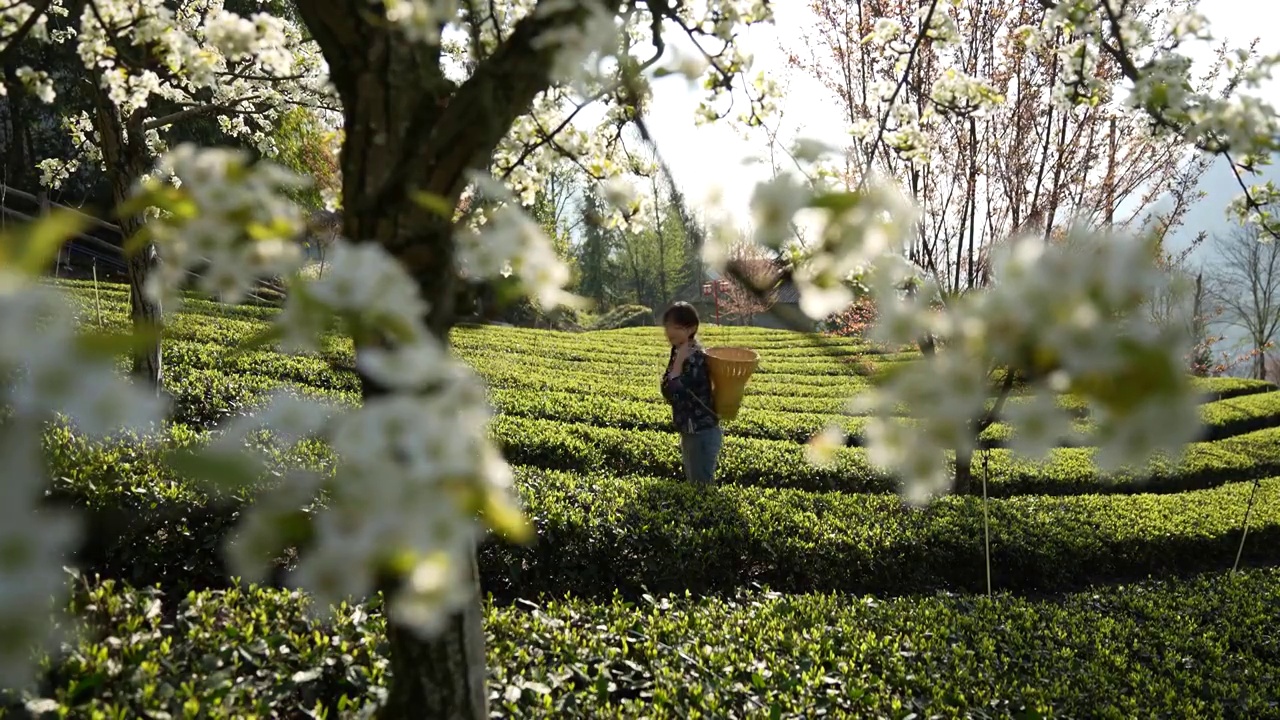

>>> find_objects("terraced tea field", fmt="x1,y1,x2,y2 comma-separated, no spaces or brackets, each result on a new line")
20,278,1280,717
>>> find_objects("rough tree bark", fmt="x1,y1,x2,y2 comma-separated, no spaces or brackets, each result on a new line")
293,1,621,716
91,90,163,388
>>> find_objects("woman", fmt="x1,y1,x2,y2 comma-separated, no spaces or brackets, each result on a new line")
660,302,723,484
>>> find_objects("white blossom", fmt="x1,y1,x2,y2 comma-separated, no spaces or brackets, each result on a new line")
0,275,162,688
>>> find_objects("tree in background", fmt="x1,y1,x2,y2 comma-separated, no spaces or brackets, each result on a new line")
822,296,879,339
1186,273,1220,377
1142,225,1222,377
12,0,333,388
274,107,341,283
1141,229,1267,380
572,166,710,316
670,181,708,290
272,106,341,212
613,173,690,309
766,0,1242,495
482,166,582,327
2,40,75,196
1204,215,1280,380
575,181,621,309
787,0,1219,293
720,235,781,324
529,163,580,284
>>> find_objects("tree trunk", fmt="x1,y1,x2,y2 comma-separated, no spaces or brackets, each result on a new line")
2,62,37,191
950,369,1015,497
125,225,163,384
376,527,489,719
91,92,162,387
338,54,487,718
294,1,622,716
953,444,974,496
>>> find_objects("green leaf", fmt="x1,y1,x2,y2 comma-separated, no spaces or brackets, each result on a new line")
482,492,533,544
276,510,316,549
113,192,153,221
74,327,164,359
492,276,526,307
410,190,454,219
66,671,107,703
229,324,285,357
165,447,264,490
808,190,866,214
247,217,301,241
0,210,90,276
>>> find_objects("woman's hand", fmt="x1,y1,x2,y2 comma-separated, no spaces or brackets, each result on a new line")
670,342,692,375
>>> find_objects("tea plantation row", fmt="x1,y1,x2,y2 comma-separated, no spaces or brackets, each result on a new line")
142,350,1280,499
41,420,1280,599
22,571,1280,717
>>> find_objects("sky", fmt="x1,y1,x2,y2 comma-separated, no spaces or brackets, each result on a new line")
639,0,1280,260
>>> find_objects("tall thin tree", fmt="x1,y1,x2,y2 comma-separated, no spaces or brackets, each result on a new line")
1205,215,1280,381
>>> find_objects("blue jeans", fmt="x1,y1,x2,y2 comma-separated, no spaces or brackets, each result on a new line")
680,427,723,484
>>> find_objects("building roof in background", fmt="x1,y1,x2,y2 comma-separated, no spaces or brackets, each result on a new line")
774,280,800,304
309,209,342,231
671,264,801,305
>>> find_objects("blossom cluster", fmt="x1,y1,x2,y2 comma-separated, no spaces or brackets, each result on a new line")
1025,1,1280,229
0,270,164,688
24,0,333,190
851,2,1004,166
137,144,310,311
747,173,919,319
858,227,1200,500
473,0,777,236
455,173,581,309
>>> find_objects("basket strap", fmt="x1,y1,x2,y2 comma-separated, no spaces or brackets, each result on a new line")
692,388,719,420
680,383,720,422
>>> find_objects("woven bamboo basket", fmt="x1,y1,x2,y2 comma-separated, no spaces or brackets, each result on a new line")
705,346,759,421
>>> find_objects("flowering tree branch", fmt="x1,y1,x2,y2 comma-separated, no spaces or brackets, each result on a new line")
857,0,940,188
0,0,49,63
142,96,264,131
1033,0,1280,239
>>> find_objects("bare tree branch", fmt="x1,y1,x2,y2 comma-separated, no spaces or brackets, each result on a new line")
1204,214,1280,379
142,96,262,130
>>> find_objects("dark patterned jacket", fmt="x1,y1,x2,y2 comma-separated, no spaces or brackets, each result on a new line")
661,343,719,434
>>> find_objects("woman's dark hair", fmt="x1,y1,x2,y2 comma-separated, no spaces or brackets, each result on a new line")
663,302,700,331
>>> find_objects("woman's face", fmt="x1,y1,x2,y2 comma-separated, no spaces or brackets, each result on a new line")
664,322,694,347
